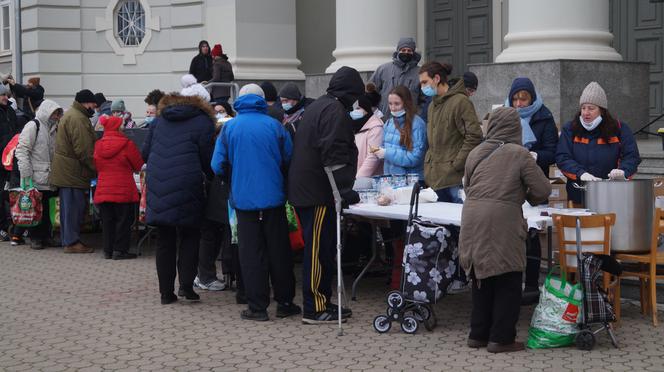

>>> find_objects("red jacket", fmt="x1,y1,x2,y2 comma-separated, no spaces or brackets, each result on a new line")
93,116,144,204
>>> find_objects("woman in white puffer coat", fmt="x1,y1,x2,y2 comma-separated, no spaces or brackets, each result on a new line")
15,99,63,249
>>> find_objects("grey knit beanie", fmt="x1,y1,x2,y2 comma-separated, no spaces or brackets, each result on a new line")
579,81,607,109
279,83,302,101
396,37,416,51
111,99,126,112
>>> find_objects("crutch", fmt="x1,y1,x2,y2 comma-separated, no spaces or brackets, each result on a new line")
324,166,347,336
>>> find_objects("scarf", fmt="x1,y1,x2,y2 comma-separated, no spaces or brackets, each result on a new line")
505,95,542,149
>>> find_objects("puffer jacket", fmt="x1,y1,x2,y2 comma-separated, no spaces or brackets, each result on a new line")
424,79,483,190
15,99,61,191
211,94,292,211
49,101,97,189
382,114,427,178
142,94,215,227
459,107,551,280
93,116,144,204
355,114,384,177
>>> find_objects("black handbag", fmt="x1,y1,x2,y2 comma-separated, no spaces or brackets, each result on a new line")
205,175,230,224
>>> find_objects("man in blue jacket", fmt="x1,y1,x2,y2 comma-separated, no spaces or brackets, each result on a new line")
211,84,299,321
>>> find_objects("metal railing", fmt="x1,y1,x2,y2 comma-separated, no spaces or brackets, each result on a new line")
202,82,240,103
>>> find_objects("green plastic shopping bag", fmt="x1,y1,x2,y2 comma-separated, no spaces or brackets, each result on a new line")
527,267,583,349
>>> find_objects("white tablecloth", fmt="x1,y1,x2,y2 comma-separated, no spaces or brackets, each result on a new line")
344,202,590,231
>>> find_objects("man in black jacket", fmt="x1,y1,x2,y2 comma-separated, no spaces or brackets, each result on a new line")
8,76,44,119
188,40,213,83
288,66,362,324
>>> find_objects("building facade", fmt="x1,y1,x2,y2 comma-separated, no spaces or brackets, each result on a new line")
2,0,662,126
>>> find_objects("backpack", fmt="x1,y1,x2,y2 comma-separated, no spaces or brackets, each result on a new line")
2,119,40,171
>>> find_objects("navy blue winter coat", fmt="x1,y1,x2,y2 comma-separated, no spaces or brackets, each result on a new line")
523,105,558,176
555,120,641,204
142,95,215,227
211,94,292,211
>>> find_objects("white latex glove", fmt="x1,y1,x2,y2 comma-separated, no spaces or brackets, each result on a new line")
529,151,538,161
608,169,626,180
580,172,601,182
375,148,385,159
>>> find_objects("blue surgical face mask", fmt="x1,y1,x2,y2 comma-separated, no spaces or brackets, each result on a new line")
282,102,293,111
421,84,437,97
580,115,602,132
349,109,366,120
391,110,406,118
144,116,155,124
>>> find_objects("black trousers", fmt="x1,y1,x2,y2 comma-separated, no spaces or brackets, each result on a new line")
155,225,200,295
297,205,336,315
236,207,295,312
99,202,135,255
525,233,541,288
198,218,229,284
470,271,522,344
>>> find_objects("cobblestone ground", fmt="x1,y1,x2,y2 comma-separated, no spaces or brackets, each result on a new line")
1,236,663,372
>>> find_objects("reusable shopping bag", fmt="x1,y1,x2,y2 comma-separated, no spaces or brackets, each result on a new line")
285,202,304,251
9,180,42,227
527,269,583,349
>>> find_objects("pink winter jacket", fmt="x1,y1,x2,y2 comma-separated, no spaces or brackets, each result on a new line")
355,114,384,177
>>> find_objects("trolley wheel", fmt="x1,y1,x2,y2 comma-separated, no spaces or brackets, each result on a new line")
386,290,405,310
373,315,391,333
422,308,437,331
575,329,595,351
400,316,419,334
413,304,432,321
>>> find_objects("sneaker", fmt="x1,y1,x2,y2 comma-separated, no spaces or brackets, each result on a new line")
326,303,352,319
302,309,347,325
241,309,269,321
276,303,302,318
0,230,10,242
160,293,178,305
113,252,138,260
10,236,25,246
447,280,470,294
177,288,200,302
30,240,43,250
194,276,226,291
63,242,94,253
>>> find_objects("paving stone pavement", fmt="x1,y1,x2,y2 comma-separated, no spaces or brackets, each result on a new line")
1,236,663,372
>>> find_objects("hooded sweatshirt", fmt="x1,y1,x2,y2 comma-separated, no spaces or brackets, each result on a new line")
211,94,292,211
15,99,61,190
288,66,364,207
189,40,213,83
369,38,423,114
93,115,144,204
459,107,551,280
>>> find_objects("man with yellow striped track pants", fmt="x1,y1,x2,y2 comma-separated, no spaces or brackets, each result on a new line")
287,67,364,324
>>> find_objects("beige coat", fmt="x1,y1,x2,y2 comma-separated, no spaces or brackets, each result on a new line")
459,107,551,280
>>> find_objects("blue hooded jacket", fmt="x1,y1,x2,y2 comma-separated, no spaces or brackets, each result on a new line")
383,114,427,177
211,94,292,211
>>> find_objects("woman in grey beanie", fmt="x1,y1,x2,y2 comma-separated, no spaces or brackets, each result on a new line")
555,81,641,206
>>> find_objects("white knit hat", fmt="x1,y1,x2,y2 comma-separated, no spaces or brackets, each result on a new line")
180,83,211,102
579,81,607,109
238,83,265,98
180,74,197,89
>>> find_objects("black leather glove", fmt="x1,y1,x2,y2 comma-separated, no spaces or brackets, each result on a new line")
340,189,360,208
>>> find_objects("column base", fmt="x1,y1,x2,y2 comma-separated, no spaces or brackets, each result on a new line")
469,60,650,131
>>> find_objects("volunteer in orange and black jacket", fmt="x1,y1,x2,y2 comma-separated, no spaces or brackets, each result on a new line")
555,81,641,207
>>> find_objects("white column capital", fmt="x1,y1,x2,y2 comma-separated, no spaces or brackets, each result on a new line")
496,0,622,62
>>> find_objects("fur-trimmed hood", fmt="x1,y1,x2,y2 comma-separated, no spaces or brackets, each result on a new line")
157,94,216,123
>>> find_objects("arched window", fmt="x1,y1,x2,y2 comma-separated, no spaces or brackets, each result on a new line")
115,0,145,47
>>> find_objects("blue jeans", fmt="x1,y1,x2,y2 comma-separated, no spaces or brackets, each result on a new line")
435,186,463,204
59,187,87,246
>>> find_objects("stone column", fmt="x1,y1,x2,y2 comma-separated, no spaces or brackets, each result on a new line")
209,0,304,80
495,0,622,62
325,0,418,73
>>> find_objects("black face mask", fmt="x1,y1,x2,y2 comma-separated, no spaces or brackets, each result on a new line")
398,53,413,63
86,108,95,118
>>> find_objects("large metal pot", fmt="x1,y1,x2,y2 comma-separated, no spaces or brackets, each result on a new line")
575,179,653,253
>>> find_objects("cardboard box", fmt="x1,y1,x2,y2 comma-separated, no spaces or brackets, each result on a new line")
548,200,567,209
548,180,567,201
654,178,664,197
549,165,564,179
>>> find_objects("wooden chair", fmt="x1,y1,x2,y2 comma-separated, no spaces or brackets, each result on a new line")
614,208,664,326
553,213,620,320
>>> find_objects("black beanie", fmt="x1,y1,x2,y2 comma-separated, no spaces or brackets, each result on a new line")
94,92,107,106
279,83,302,101
75,89,96,104
260,81,278,102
